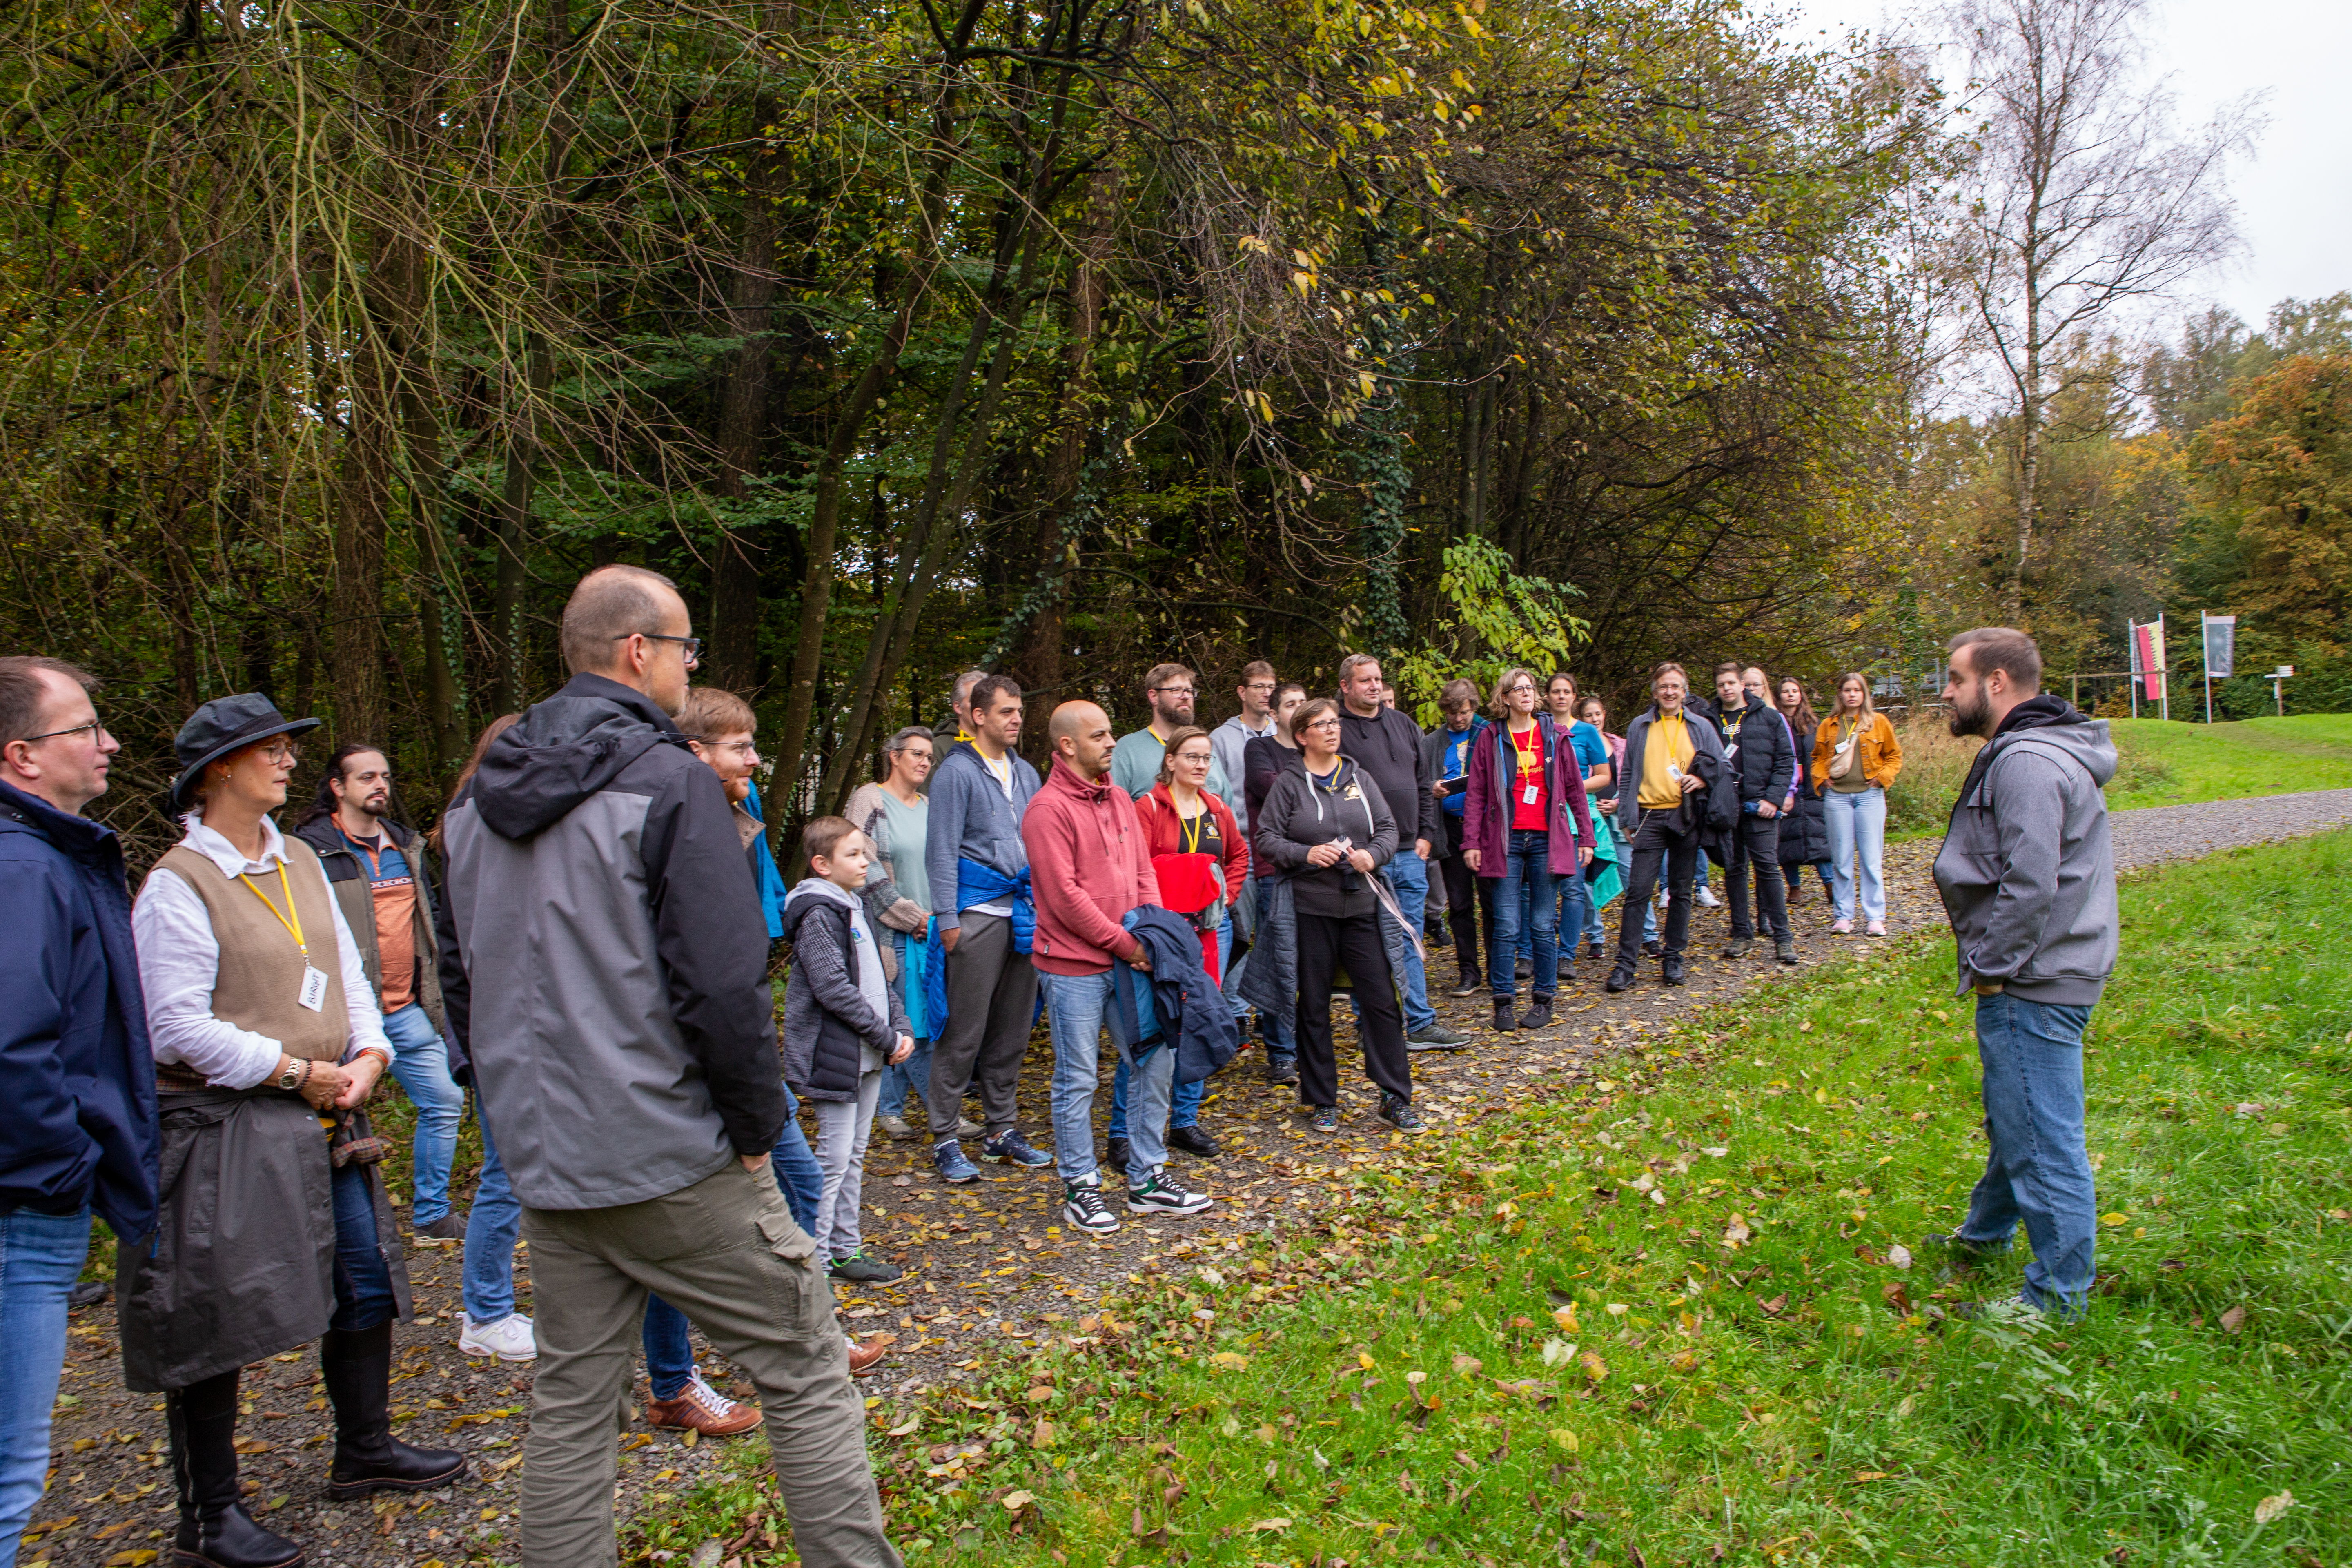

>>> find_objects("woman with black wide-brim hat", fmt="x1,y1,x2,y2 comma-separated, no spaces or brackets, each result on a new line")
127,694,463,1568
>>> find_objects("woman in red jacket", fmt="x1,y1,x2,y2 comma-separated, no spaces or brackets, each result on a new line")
1115,726,1246,1161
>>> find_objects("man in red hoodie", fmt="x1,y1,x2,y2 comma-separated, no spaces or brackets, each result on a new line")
1024,701,1213,1236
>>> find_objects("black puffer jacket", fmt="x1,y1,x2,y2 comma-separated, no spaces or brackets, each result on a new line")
1713,692,1797,809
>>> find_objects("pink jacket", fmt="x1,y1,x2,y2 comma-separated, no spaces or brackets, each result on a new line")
1021,762,1163,976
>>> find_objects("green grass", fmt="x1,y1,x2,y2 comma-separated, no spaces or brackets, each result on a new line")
1886,712,2352,839
2100,715,2352,811
639,831,2352,1567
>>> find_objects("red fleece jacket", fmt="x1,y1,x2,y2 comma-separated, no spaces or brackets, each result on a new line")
1021,761,1163,976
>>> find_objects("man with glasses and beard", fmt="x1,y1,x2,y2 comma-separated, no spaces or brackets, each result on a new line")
1111,663,1232,802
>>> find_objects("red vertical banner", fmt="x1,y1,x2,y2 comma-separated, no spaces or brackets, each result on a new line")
2135,621,2166,702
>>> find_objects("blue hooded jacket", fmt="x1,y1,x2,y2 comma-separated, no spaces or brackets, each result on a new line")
0,778,158,1237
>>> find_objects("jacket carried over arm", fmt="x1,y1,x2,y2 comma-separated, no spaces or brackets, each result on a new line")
439,672,785,1212
0,779,158,1237
1614,707,1737,843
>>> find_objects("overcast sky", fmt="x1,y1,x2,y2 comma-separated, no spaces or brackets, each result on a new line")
1778,0,2350,337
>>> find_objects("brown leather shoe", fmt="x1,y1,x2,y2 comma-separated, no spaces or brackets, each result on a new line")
644,1371,763,1437
847,1333,897,1376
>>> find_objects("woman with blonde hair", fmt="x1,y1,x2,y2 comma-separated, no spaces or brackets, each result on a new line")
1811,672,1903,935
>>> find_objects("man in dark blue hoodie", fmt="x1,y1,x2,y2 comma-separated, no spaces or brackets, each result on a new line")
0,656,156,1566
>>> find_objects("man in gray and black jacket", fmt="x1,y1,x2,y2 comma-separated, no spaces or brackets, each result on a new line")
439,566,899,1568
1929,626,2117,1318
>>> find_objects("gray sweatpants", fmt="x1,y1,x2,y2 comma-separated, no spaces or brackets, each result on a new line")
813,1070,881,1259
927,911,1038,1141
518,1163,900,1568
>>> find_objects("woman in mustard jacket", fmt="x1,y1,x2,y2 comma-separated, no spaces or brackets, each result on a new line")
1811,673,1903,935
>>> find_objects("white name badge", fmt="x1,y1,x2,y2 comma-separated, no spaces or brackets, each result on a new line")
1522,783,1541,805
298,966,330,1012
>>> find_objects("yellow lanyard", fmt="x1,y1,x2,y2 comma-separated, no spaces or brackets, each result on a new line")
241,862,310,962
1510,724,1542,784
1180,808,1207,855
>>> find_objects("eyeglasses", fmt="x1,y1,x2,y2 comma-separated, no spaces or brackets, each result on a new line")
1242,681,1276,693
1303,717,1342,731
1152,685,1196,698
258,742,301,766
616,632,702,666
19,717,112,745
694,739,760,758
1174,749,1214,765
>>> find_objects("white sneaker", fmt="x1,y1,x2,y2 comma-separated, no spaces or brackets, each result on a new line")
458,1312,537,1362
1695,886,1720,908
1127,1168,1212,1216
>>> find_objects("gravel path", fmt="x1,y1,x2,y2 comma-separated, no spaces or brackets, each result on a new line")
28,788,2352,1567
2103,788,2352,872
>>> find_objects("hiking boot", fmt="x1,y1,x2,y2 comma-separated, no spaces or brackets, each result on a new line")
1064,1182,1120,1234
1309,1105,1340,1134
1105,1136,1132,1176
411,1214,466,1246
1517,998,1553,1031
847,1333,896,1376
1406,1021,1470,1051
1660,957,1687,986
1605,968,1634,993
982,1129,1052,1168
828,1251,903,1284
1127,1169,1213,1216
646,1370,762,1439
1167,1124,1222,1159
1452,965,1483,997
1776,940,1800,967
1378,1094,1427,1134
933,1140,979,1184
1490,999,1516,1033
1720,939,1752,960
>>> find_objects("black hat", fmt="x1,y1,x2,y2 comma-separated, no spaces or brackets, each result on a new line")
167,694,323,814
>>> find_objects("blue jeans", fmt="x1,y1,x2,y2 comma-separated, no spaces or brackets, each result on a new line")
878,1036,935,1121
330,1162,398,1332
1381,850,1438,1033
643,1085,824,1398
1823,786,1888,922
1110,918,1227,1136
1040,968,1170,1187
462,1098,523,1323
383,1002,465,1225
0,1205,88,1566
1962,993,2098,1312
1490,829,1557,999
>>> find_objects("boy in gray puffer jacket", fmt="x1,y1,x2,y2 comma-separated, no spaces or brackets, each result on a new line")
780,817,914,1285
1930,628,2118,1317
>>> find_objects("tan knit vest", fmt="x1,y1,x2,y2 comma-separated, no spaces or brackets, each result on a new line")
153,836,350,1065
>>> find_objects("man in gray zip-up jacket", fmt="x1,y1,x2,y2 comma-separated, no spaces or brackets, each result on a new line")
439,567,898,1568
920,673,1051,1180
1929,627,2117,1317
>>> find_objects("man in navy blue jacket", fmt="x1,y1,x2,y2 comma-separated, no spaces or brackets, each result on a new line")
0,656,157,1566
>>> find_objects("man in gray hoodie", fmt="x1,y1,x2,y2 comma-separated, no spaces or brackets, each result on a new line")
1931,626,2118,1316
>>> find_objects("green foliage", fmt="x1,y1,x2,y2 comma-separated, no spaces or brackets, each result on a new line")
1390,538,1588,723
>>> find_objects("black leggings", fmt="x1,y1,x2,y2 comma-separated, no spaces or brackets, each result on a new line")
1436,819,1487,973
1292,910,1414,1108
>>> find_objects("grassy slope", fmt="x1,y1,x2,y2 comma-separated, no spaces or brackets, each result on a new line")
1886,712,2352,840
644,831,2352,1568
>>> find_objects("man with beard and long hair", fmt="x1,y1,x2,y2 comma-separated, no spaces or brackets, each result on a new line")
1929,627,2117,1318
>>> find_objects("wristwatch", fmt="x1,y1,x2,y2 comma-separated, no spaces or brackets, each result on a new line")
276,1058,309,1093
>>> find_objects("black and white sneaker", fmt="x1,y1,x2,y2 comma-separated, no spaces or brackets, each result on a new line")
1063,1182,1120,1234
1126,1168,1212,1216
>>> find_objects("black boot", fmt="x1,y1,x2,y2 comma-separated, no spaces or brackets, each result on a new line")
1518,997,1554,1031
1660,955,1687,986
1491,998,1516,1032
170,1372,303,1568
322,1323,466,1500
1604,967,1634,993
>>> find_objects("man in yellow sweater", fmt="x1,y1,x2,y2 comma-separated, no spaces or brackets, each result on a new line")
1607,663,1733,991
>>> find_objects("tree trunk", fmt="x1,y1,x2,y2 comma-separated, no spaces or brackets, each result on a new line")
705,96,786,697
